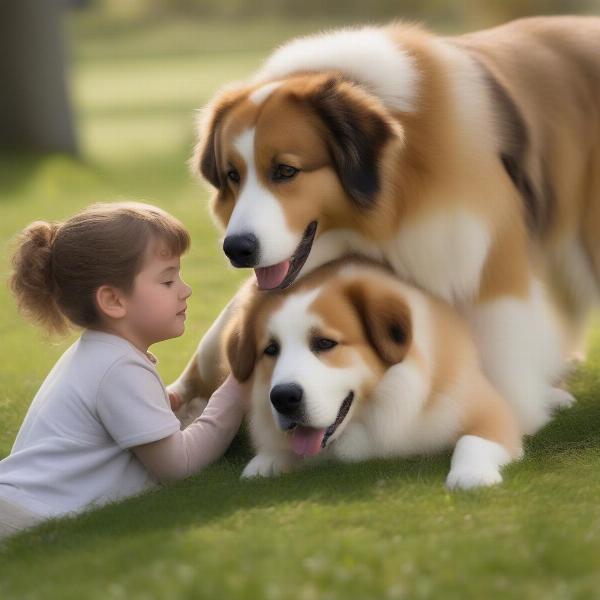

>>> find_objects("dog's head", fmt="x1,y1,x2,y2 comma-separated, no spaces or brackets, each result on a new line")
192,73,405,290
226,263,412,457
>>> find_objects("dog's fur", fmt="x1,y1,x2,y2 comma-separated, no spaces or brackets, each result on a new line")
171,16,600,437
225,259,522,489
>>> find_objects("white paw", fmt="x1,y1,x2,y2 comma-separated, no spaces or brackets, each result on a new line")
546,387,576,412
446,467,503,490
331,423,371,462
447,435,510,490
241,453,293,479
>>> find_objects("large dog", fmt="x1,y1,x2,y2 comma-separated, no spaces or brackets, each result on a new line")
170,16,600,435
226,259,522,489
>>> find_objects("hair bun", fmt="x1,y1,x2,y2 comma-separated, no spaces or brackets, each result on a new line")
27,220,59,251
10,220,68,335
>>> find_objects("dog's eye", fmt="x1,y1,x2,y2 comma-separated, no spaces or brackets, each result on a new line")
313,338,338,352
264,342,280,357
227,169,240,184
272,164,299,181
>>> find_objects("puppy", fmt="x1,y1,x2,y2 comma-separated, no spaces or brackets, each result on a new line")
226,259,522,490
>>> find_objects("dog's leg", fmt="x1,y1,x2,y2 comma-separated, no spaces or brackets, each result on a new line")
167,288,245,408
446,377,522,490
466,279,568,435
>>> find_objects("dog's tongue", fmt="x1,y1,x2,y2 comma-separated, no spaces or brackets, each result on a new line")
291,426,326,457
255,260,290,290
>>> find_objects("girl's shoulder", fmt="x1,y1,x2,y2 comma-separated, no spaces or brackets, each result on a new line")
79,330,156,372
46,330,158,407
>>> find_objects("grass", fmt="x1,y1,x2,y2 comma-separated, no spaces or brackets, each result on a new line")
1,11,600,599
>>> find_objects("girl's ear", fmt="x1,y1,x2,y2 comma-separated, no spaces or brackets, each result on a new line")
225,311,257,383
95,285,127,320
345,280,412,365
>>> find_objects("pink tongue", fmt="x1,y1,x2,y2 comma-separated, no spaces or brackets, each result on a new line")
291,426,326,457
255,260,290,290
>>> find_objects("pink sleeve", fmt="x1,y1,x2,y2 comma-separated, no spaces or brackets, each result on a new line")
131,375,247,483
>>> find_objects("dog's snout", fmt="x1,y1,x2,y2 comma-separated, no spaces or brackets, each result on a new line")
223,233,259,267
270,383,303,416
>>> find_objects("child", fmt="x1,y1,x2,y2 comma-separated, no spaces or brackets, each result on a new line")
0,202,247,540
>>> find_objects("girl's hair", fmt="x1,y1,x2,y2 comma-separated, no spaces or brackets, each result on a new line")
10,202,190,335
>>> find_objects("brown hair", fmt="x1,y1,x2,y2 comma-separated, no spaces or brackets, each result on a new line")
9,201,190,335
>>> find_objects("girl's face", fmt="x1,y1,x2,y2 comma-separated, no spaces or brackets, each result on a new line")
124,242,192,348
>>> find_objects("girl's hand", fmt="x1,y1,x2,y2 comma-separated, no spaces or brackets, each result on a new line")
213,374,252,413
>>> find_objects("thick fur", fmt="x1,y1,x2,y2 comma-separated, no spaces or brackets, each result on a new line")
172,17,600,435
226,260,523,489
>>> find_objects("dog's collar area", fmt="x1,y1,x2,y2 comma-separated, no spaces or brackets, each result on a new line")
322,391,355,448
278,220,318,289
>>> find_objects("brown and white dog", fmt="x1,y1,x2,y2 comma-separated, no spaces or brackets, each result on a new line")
226,259,522,489
171,17,600,436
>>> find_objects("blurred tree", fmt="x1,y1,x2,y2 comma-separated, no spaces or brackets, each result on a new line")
0,0,78,155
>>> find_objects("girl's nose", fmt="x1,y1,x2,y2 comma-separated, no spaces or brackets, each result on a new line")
181,281,192,299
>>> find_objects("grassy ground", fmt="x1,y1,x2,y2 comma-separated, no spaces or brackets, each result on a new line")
1,13,600,600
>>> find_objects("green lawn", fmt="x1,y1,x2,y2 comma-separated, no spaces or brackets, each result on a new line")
1,13,600,600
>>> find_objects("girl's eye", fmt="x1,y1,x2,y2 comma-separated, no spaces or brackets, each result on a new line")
227,169,240,184
272,164,299,181
313,338,338,352
264,342,280,357
162,281,174,287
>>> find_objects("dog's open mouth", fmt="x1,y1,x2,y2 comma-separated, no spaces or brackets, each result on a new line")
287,391,354,458
254,221,318,290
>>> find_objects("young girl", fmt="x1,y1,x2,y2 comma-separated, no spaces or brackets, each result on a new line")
0,202,246,540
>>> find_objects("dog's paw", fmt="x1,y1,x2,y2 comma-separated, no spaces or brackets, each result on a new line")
546,387,576,412
565,352,586,376
445,466,503,491
241,453,293,479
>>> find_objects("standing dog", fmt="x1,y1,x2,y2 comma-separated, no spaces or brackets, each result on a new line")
171,17,600,434
226,259,522,489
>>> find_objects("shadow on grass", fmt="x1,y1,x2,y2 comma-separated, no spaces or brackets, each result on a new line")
3,364,600,559
3,429,451,557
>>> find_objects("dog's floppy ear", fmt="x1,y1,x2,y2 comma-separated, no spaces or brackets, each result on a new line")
225,309,257,383
306,76,402,210
190,88,245,189
346,280,412,365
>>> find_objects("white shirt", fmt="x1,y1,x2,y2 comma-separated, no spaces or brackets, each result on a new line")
0,330,181,518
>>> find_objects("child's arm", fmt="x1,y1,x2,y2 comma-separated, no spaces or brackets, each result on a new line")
131,375,248,483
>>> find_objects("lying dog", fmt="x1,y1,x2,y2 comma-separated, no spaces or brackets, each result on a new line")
225,259,522,489
171,17,599,434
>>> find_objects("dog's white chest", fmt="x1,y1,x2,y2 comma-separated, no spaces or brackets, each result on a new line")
383,211,491,305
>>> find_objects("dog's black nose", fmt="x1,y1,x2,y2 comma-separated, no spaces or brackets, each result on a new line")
270,383,303,416
223,233,259,267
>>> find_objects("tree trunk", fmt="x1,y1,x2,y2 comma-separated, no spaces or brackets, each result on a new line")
0,0,78,155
